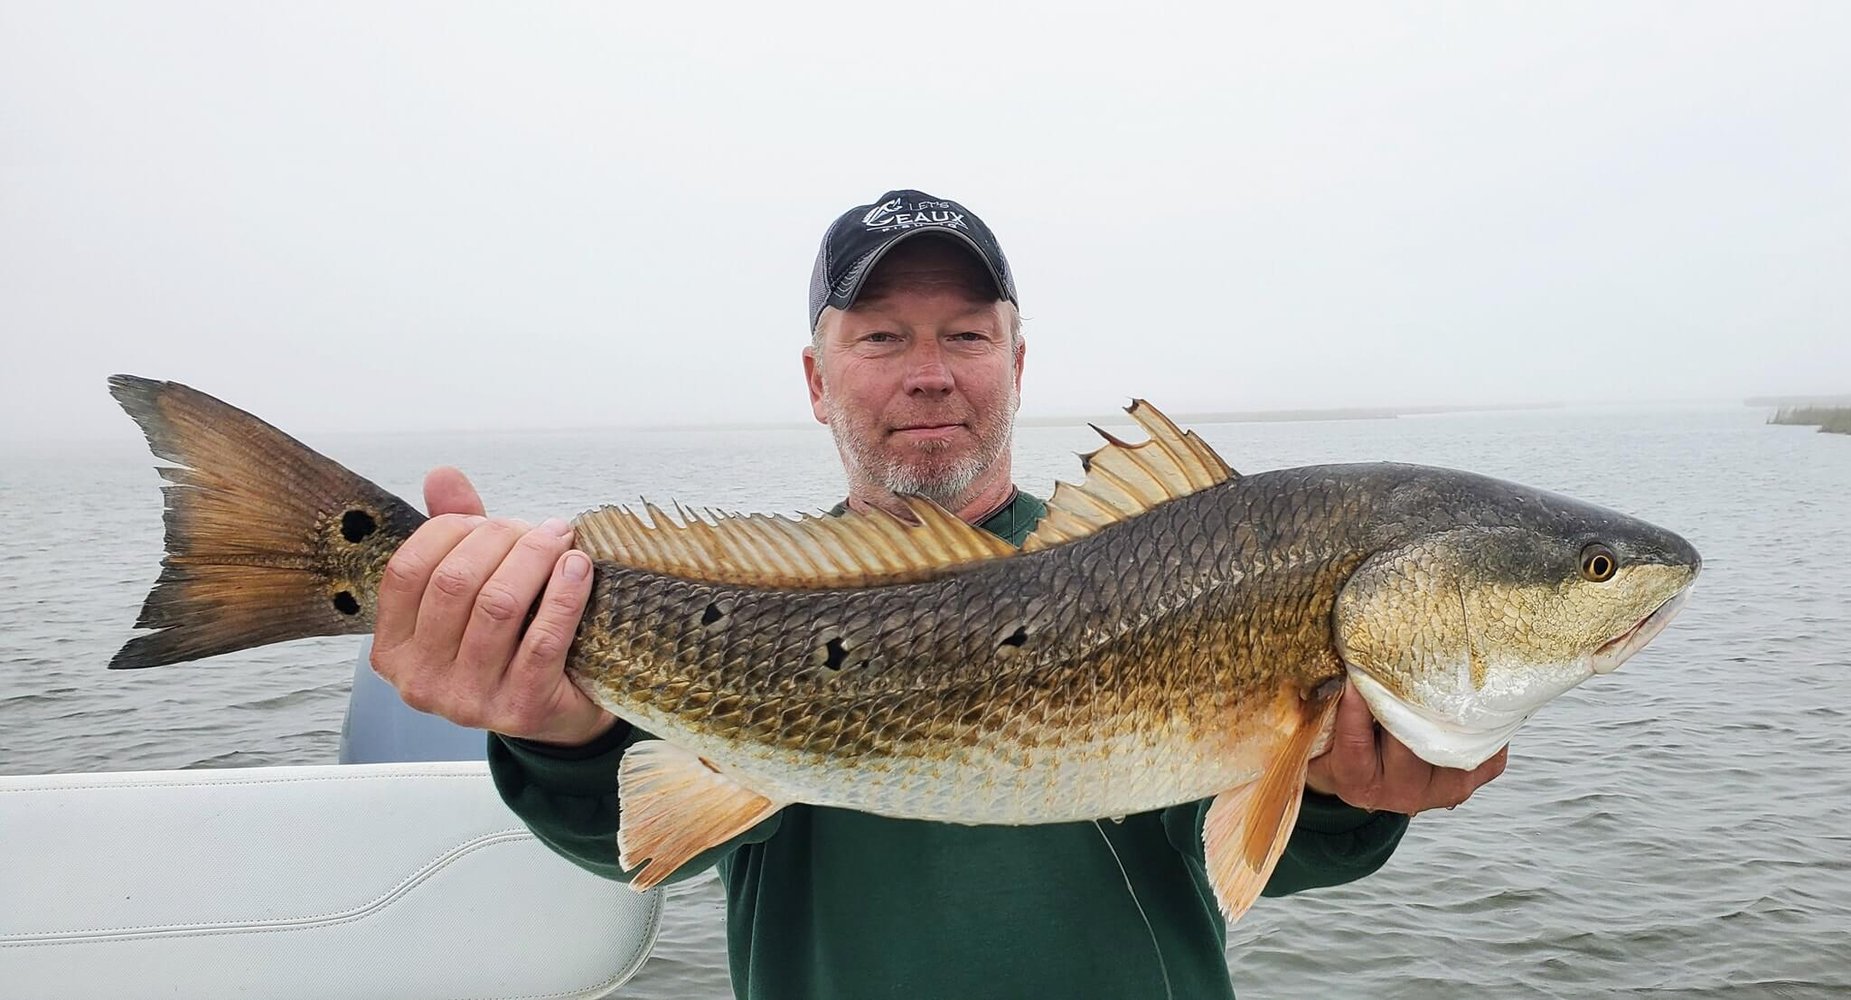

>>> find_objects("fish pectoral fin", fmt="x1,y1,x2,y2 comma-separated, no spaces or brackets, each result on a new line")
616,740,785,890
1201,698,1340,923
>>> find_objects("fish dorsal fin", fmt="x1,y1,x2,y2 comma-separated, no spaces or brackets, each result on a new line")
572,495,1017,588
1024,400,1236,552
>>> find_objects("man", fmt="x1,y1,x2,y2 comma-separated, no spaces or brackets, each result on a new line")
371,190,1507,998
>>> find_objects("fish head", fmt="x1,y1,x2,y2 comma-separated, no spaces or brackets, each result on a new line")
1332,473,1700,770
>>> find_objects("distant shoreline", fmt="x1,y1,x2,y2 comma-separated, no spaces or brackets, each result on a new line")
1745,395,1851,408
1022,401,1565,427
1768,406,1851,435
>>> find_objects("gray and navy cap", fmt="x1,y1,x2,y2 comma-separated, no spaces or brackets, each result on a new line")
808,189,1018,331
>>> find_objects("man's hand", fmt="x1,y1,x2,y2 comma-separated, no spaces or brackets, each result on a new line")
369,467,617,747
1304,679,1507,816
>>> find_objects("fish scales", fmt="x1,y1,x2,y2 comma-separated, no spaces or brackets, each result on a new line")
568,469,1389,823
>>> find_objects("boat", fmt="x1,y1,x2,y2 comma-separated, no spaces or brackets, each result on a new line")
0,640,661,1000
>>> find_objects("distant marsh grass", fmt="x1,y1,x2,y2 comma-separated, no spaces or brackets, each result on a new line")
1771,406,1851,435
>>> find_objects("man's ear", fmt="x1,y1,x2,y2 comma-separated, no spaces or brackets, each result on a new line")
803,345,828,425
1012,335,1027,399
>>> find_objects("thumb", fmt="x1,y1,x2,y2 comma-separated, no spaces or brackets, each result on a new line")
423,466,486,517
1329,679,1378,757
1304,679,1380,799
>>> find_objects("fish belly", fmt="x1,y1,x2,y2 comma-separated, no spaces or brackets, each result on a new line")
602,690,1297,825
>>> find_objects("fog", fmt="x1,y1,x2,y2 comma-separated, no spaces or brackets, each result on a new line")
2,2,1845,443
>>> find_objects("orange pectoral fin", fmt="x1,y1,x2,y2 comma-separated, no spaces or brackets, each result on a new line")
1201,695,1343,924
616,740,785,889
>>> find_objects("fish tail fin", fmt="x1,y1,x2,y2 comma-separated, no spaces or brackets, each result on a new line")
107,375,426,669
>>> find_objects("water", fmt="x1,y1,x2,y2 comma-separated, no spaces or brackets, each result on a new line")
3,405,1847,998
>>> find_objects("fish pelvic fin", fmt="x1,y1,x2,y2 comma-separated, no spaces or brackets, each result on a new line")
1201,691,1342,924
1025,399,1236,552
107,375,425,669
572,494,1016,589
616,740,785,890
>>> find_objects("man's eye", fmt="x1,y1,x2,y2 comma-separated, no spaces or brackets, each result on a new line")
863,332,898,343
950,331,986,341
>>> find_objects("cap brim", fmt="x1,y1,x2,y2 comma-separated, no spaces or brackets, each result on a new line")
830,226,1013,314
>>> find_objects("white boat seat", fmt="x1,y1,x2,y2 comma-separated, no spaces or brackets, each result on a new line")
0,762,660,1000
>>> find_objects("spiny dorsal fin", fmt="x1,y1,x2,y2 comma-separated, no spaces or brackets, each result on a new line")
573,495,1017,588
1024,399,1235,552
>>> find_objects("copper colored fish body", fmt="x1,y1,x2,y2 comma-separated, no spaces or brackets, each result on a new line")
105,376,1701,923
577,464,1699,819
579,474,1345,824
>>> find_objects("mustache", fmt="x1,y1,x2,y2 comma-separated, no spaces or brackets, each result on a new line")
886,413,973,431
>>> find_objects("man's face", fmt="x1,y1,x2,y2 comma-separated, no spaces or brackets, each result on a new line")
804,239,1024,510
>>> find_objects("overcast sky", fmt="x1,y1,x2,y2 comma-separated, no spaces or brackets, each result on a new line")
2,2,1846,442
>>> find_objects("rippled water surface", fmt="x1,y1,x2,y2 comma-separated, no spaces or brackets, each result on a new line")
3,405,1847,998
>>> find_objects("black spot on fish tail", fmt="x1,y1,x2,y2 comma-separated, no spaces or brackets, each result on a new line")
1000,625,1029,648
332,591,360,616
701,602,724,627
340,509,378,543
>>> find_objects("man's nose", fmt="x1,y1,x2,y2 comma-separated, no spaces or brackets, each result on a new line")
902,348,954,395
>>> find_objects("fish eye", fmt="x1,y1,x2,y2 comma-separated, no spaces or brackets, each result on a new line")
1580,543,1619,582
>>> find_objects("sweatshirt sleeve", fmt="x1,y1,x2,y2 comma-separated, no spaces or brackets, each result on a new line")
1160,791,1408,898
487,723,783,884
1260,791,1408,896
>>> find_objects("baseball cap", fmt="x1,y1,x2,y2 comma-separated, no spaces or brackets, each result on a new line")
808,189,1018,331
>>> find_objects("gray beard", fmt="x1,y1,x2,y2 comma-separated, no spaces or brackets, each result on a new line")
825,396,1015,509
871,444,987,507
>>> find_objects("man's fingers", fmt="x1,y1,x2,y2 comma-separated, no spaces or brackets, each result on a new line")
1467,746,1510,790
1426,746,1509,811
454,519,577,682
1302,685,1514,816
1381,736,1508,814
501,549,599,738
1431,769,1480,811
1377,728,1440,812
373,513,485,653
509,549,594,683
424,466,485,518
412,518,532,661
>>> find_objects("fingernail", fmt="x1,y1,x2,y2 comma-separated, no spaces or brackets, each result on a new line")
540,517,571,536
562,552,590,581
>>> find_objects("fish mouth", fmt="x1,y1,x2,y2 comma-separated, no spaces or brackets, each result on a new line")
1590,586,1692,675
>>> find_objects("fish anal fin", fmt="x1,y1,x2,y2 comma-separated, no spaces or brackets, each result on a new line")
574,495,1016,589
1201,695,1341,923
1025,400,1237,552
616,740,785,889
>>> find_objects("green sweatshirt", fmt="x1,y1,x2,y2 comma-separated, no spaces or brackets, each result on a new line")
489,491,1408,1000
